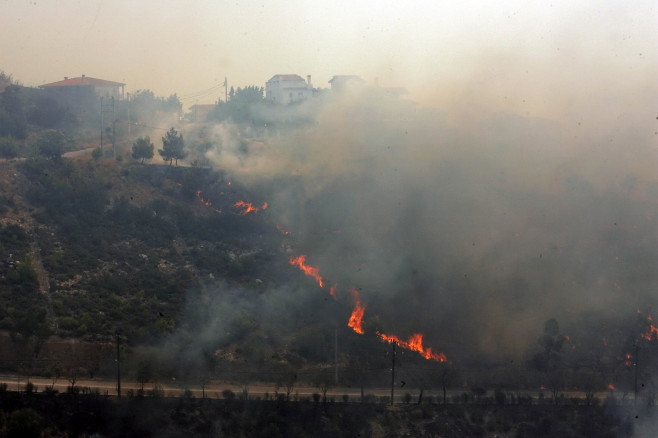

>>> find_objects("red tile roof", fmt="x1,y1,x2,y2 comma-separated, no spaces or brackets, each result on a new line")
41,76,125,88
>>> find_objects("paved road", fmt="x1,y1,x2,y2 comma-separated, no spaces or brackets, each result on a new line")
0,375,386,399
0,375,620,403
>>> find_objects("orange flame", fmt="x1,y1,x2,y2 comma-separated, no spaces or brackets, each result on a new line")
377,331,447,362
234,200,268,215
289,255,324,288
348,289,365,334
608,383,615,390
329,286,337,300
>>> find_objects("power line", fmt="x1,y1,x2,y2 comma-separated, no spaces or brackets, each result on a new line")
179,84,225,102
179,83,224,99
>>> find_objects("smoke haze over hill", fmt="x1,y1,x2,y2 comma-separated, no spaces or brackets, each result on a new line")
197,67,658,361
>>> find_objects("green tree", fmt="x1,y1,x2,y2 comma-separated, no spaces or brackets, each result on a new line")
129,90,182,127
207,85,267,124
132,136,154,164
6,408,43,438
164,94,182,114
159,127,186,166
34,130,71,161
0,136,19,159
26,94,76,130
0,84,27,140
530,318,566,403
91,147,102,160
532,318,566,372
231,85,264,103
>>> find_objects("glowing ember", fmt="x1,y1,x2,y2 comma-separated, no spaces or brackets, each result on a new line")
276,225,291,235
347,289,365,334
377,331,447,362
289,255,324,288
234,200,268,215
642,323,658,341
196,190,213,206
608,383,615,390
195,190,221,213
329,286,337,300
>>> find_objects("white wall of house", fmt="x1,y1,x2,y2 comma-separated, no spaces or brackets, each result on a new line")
266,75,312,104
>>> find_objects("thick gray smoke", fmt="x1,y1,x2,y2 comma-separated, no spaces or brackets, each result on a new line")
197,61,658,363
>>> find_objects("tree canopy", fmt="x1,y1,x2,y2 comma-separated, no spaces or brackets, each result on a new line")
132,136,154,164
34,130,71,160
207,85,267,125
0,136,19,159
0,84,27,140
159,127,186,166
230,85,264,104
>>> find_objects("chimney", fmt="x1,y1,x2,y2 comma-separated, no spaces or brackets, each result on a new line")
307,75,312,88
64,77,68,80
81,74,85,79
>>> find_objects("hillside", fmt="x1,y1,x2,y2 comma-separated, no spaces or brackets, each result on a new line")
0,156,316,375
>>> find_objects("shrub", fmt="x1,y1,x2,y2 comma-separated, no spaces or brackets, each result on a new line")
24,381,36,394
6,408,43,438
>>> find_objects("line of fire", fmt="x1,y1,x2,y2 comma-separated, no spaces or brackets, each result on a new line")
288,253,449,363
194,179,451,366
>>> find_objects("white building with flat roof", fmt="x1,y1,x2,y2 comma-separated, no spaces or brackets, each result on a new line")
265,74,313,104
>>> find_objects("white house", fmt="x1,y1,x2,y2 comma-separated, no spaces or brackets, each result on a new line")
265,74,313,104
328,75,365,93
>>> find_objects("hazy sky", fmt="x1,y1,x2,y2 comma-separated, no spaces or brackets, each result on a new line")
1,0,656,115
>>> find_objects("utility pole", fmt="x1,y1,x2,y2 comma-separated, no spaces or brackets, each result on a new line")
112,119,117,158
634,343,639,407
100,97,115,157
390,343,396,405
100,98,104,154
224,76,228,103
334,328,338,385
127,93,131,141
116,331,121,398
